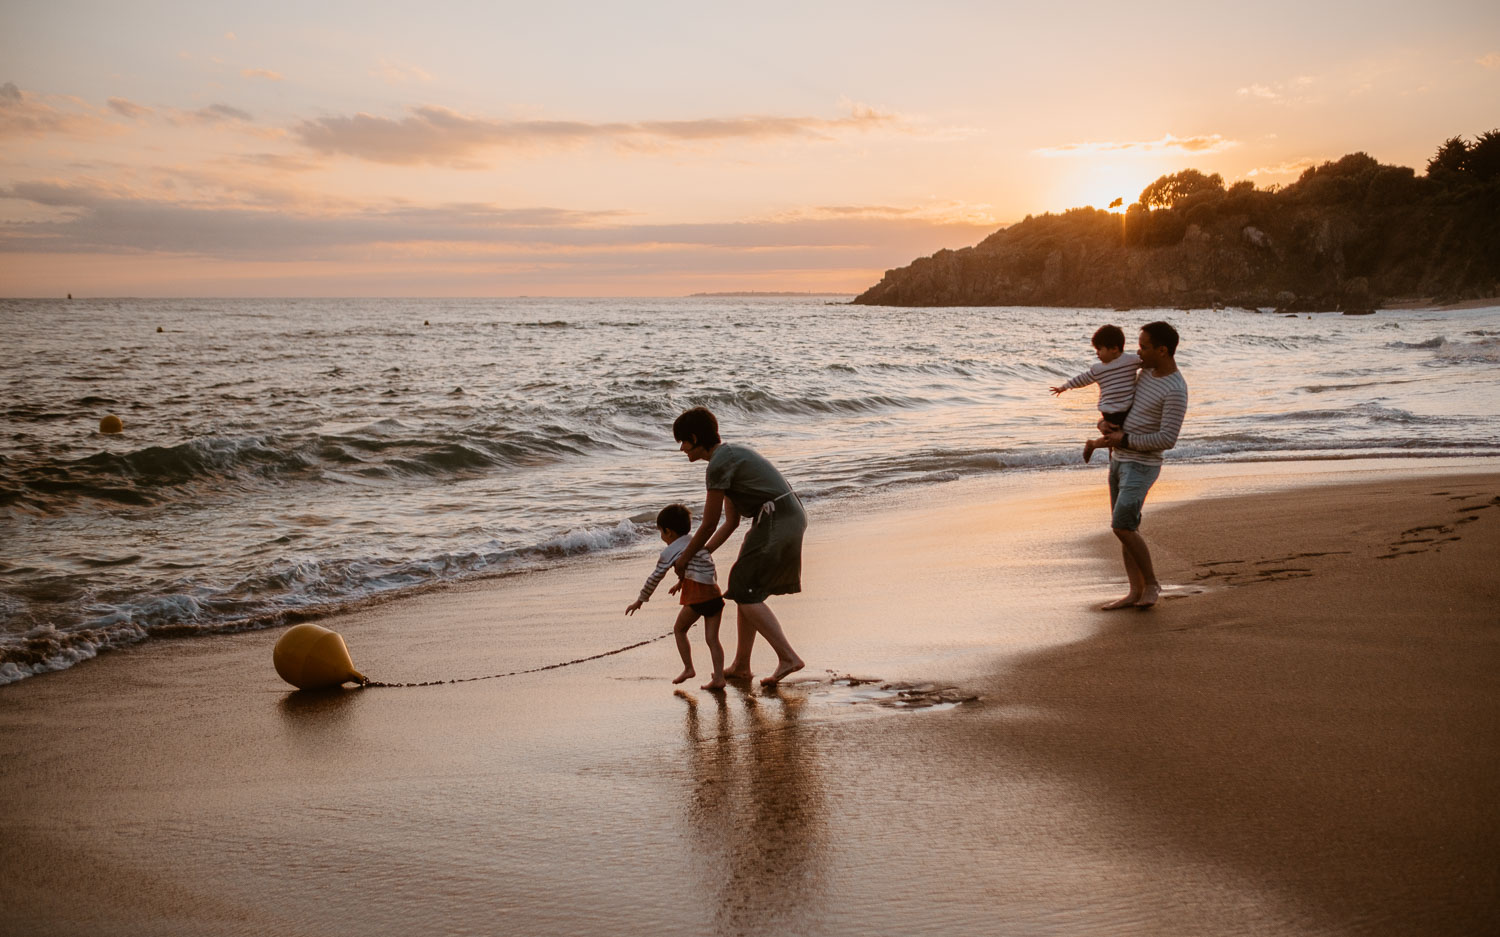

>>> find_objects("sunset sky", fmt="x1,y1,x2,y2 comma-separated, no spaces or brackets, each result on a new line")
2,0,1496,296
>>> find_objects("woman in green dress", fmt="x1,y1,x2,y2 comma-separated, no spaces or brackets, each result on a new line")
670,407,805,686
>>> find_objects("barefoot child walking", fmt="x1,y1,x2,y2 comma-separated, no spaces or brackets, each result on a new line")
1050,324,1143,462
625,503,727,690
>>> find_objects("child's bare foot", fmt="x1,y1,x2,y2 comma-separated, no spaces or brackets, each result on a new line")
722,665,753,680
1101,595,1140,610
701,675,727,691
760,657,804,686
1083,440,1097,463
1134,584,1160,609
672,668,695,684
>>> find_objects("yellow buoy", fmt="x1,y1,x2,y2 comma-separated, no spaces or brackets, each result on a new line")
99,414,123,434
273,624,367,690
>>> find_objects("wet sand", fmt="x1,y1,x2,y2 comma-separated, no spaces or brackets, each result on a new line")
1,460,1497,936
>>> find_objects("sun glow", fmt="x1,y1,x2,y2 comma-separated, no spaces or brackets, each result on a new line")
1055,163,1155,213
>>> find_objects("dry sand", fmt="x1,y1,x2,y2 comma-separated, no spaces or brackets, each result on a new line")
1,460,1496,936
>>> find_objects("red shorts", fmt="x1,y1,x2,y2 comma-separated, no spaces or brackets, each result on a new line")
678,579,721,606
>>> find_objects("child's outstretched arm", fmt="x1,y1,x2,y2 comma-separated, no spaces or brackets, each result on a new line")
1052,365,1100,396
631,551,676,613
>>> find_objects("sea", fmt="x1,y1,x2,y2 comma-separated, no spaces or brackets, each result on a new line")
3,297,1498,687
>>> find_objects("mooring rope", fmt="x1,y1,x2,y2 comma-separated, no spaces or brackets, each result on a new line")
359,630,674,688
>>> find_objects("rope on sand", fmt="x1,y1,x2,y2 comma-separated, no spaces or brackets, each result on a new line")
360,631,673,688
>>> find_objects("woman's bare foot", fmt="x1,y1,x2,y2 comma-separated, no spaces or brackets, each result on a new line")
1134,584,1161,608
760,657,804,686
701,675,727,691
722,666,753,680
1083,440,1097,463
1100,595,1140,610
672,667,695,684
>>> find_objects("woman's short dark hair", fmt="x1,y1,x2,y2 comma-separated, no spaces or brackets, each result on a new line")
656,503,692,535
1091,324,1125,350
672,407,720,448
1141,320,1180,356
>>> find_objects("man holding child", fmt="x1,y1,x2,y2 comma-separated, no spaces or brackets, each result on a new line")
1098,321,1188,610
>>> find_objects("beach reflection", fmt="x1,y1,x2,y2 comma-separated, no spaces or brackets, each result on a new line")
275,686,361,751
678,687,828,934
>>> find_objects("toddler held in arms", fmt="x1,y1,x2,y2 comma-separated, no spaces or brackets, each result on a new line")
625,503,727,690
1050,324,1143,462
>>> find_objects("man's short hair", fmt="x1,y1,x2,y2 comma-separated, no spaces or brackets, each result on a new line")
1141,320,1179,356
672,407,721,448
1091,324,1126,349
656,503,692,535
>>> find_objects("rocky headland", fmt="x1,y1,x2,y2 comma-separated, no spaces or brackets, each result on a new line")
854,134,1500,311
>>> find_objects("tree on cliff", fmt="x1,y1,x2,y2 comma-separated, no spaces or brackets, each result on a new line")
1137,169,1225,209
1427,136,1470,176
1466,130,1500,181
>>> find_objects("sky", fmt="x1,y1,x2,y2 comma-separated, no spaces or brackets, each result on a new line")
1,0,1496,297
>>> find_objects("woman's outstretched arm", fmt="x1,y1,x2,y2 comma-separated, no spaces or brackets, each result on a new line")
675,489,728,575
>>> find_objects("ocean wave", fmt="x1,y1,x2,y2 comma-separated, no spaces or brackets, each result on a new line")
0,517,652,687
697,389,924,417
1252,403,1459,426
0,424,618,511
1380,334,1500,361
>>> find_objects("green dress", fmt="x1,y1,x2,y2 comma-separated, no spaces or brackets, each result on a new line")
705,443,805,604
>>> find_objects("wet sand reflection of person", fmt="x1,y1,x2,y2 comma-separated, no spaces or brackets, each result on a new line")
677,688,828,934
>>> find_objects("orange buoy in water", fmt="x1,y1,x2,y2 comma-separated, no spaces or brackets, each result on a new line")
273,624,367,690
99,414,123,434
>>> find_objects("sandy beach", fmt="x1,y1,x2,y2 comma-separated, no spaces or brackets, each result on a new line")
2,459,1497,936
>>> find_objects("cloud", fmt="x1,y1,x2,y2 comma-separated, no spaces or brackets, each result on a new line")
372,61,434,85
107,97,153,119
1035,133,1238,157
1479,52,1500,70
0,182,989,267
0,82,116,139
171,103,254,125
1245,158,1318,178
1235,75,1319,106
237,152,321,172
242,68,284,81
292,102,898,165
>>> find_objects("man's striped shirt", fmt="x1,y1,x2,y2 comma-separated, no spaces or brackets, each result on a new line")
1114,369,1188,466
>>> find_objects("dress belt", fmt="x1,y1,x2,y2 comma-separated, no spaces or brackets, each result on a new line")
756,490,797,524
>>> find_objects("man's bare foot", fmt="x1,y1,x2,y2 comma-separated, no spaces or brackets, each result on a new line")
701,676,727,691
1100,595,1140,610
1134,584,1161,608
672,668,695,684
1083,440,1096,463
722,666,753,680
760,658,804,686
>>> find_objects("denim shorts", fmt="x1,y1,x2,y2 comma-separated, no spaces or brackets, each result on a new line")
1108,458,1161,531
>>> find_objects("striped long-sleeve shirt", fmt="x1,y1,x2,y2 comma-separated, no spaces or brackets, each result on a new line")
1063,352,1143,413
1114,369,1188,466
638,536,717,604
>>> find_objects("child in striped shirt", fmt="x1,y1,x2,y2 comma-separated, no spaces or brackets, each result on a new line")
625,503,727,690
1051,324,1143,463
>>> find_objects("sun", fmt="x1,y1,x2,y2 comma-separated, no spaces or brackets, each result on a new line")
1056,162,1153,213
